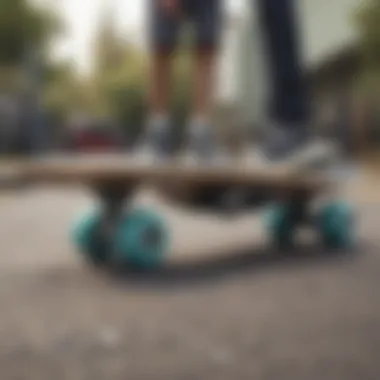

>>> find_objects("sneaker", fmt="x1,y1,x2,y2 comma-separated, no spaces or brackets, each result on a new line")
179,124,231,167
245,123,339,172
134,118,173,164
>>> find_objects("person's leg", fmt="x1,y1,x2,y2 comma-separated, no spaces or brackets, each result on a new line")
258,0,310,128
137,0,180,159
148,52,172,118
191,0,221,122
182,0,225,162
255,0,337,167
191,48,217,123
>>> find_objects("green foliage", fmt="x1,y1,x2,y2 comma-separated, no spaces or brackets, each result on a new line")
356,0,380,55
44,62,86,115
355,0,380,94
353,1,380,149
0,0,61,65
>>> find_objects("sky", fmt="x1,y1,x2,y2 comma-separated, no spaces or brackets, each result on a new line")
50,0,246,74
51,0,147,72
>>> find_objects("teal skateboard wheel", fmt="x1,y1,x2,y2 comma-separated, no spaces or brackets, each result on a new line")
264,204,297,249
318,200,355,249
114,207,169,269
71,208,109,266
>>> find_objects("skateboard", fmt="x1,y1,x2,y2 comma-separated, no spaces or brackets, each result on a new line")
17,154,356,269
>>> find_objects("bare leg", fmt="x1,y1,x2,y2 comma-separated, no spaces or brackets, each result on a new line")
181,0,223,163
136,1,179,160
181,46,225,164
191,47,217,122
148,49,173,118
137,48,174,159
189,0,221,125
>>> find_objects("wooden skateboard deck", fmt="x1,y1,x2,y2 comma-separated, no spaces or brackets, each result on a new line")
17,154,331,210
18,154,328,188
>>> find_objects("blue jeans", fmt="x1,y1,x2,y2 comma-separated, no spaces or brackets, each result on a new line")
257,0,310,128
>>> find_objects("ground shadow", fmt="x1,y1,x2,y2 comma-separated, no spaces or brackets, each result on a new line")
108,241,363,290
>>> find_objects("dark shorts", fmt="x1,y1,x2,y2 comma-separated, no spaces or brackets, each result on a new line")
149,0,221,51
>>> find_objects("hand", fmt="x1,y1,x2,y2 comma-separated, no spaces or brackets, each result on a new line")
159,0,181,18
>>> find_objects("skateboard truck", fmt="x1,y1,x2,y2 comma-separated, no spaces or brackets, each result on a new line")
72,179,169,269
93,181,133,257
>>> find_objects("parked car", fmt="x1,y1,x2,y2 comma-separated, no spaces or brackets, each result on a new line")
66,117,124,153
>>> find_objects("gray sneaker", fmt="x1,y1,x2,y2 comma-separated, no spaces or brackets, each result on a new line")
250,124,339,171
180,126,230,167
134,124,173,164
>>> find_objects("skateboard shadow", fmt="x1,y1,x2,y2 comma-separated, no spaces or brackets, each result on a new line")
110,243,360,290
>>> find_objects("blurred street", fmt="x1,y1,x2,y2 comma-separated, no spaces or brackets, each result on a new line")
0,165,378,379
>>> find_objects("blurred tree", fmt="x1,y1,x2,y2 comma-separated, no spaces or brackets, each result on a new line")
92,6,145,119
355,0,380,93
0,0,61,65
353,0,380,151
44,62,86,115
0,0,64,153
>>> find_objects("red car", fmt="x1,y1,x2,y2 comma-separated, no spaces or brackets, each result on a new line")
68,119,124,153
